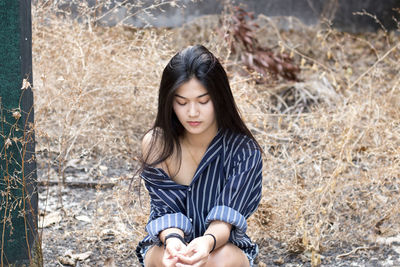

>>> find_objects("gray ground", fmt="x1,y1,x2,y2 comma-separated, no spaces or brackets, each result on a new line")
38,157,400,266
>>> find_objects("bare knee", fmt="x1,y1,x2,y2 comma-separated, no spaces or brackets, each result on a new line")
206,243,249,267
144,245,164,267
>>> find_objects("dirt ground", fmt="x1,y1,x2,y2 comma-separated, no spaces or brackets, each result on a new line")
38,156,400,267
32,3,400,266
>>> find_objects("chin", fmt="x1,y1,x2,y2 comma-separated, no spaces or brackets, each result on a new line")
183,125,204,134
185,128,204,135
183,121,217,136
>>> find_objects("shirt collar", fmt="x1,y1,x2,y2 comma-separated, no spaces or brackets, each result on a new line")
141,129,225,188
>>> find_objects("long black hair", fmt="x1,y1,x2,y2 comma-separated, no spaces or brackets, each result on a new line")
142,45,260,168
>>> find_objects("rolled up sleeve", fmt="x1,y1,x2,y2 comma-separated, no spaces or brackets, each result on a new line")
146,212,193,243
205,205,247,239
144,182,193,243
205,145,262,240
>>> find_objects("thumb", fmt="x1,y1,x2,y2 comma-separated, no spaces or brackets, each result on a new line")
166,244,178,257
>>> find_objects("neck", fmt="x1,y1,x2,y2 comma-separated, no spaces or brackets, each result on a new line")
184,128,218,149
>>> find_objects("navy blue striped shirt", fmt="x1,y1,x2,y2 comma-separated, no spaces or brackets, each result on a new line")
136,129,263,265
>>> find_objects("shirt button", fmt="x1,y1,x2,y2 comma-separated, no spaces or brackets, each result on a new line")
188,188,191,192
189,218,193,222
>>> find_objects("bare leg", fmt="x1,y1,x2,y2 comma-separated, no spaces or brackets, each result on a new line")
144,243,249,267
206,243,250,267
144,245,165,267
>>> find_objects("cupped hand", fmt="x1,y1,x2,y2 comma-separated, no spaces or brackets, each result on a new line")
163,238,187,267
176,236,211,267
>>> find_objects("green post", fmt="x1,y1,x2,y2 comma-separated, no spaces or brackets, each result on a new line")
0,0,40,266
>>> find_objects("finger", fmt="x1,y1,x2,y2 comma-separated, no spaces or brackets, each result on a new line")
180,246,195,256
163,254,178,267
191,259,208,267
170,257,179,266
166,245,179,257
163,260,178,267
179,249,195,259
177,251,204,265
176,245,188,255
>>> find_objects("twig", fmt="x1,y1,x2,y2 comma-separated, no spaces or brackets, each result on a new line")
336,246,377,259
348,44,399,90
38,180,116,189
248,126,291,142
258,14,333,74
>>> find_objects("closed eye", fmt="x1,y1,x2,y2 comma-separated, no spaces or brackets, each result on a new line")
176,101,187,106
198,96,210,105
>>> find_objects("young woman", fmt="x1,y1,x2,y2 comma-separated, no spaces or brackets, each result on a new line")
136,45,263,267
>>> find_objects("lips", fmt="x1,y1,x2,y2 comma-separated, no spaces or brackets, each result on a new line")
187,121,201,127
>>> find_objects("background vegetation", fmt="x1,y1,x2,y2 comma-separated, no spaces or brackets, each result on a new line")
31,0,399,266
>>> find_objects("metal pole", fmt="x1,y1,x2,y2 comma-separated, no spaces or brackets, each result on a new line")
0,0,40,265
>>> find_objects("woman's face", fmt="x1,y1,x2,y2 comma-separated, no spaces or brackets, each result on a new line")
173,78,217,137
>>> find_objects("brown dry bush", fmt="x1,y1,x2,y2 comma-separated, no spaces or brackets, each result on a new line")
32,1,400,266
33,2,177,178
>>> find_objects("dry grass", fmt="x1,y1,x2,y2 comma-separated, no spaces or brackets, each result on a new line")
32,1,400,266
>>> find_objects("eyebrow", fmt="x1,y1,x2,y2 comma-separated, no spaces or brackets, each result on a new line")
175,93,209,99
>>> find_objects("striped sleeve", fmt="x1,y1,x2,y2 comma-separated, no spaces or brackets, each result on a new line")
144,185,193,243
205,143,262,240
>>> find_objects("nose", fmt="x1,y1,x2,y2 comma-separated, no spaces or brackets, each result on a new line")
188,102,199,117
